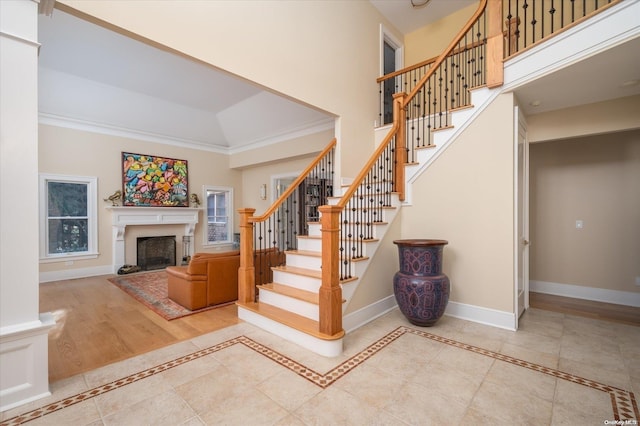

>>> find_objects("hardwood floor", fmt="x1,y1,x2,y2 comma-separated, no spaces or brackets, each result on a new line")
529,292,640,326
40,275,639,383
40,274,240,382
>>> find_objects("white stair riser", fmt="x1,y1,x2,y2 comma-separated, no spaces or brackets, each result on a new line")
237,307,343,357
307,223,322,237
342,207,395,222
286,253,322,269
296,237,322,252
258,289,319,321
308,222,389,239
273,270,321,292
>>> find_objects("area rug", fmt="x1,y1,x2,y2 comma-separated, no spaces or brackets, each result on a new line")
107,271,232,320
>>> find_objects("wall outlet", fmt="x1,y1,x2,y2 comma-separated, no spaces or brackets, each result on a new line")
575,220,584,229
65,260,74,266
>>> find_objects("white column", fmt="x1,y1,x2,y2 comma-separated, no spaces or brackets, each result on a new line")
0,0,55,411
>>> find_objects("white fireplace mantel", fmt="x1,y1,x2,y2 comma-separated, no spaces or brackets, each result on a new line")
106,207,200,273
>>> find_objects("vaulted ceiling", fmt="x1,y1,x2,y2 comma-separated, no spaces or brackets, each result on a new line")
38,1,640,153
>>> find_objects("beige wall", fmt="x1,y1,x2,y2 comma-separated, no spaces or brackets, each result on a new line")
38,124,336,276
404,2,479,66
230,129,334,170
529,130,640,293
240,155,320,218
527,95,640,143
58,0,395,179
401,93,516,313
38,124,242,274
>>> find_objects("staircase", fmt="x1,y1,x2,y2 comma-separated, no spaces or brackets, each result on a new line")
237,86,494,356
237,0,632,357
237,180,401,356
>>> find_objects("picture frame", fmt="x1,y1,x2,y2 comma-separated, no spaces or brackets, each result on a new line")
122,152,188,207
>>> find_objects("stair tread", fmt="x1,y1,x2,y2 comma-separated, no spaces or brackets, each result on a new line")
273,264,321,278
258,282,318,304
432,124,454,132
237,301,344,341
285,249,321,257
328,192,399,199
415,144,436,150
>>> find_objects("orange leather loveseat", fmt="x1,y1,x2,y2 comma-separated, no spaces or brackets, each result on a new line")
166,251,240,310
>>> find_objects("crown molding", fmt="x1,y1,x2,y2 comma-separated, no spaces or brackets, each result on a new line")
39,113,335,155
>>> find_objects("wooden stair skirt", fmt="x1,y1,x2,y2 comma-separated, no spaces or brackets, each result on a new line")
237,302,344,357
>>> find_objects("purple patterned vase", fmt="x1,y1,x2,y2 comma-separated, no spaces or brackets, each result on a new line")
393,239,450,327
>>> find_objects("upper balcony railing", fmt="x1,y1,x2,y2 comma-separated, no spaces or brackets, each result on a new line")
504,0,619,57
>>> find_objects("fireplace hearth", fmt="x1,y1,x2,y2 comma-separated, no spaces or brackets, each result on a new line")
137,236,176,271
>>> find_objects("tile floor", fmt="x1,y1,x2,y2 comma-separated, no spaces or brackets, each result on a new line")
1,307,638,425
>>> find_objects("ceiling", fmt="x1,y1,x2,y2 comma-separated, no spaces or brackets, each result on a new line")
507,35,640,115
370,0,477,34
38,1,639,153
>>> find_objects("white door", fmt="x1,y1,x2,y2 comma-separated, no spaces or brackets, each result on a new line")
515,106,529,328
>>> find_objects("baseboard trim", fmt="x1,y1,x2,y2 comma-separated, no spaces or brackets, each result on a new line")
343,296,516,332
444,301,516,331
530,280,640,308
343,295,398,333
39,265,113,283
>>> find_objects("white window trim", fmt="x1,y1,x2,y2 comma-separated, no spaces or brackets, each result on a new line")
39,173,99,262
202,185,234,247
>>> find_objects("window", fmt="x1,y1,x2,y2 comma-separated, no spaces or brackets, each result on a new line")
204,186,233,245
39,174,98,261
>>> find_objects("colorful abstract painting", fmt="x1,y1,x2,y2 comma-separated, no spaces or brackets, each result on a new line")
122,152,188,207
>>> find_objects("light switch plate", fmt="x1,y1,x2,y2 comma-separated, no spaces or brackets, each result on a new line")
575,220,584,229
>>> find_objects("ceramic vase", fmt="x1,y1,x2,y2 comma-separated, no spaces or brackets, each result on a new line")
393,239,450,326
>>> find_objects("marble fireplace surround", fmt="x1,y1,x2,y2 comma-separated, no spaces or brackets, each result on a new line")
106,207,200,274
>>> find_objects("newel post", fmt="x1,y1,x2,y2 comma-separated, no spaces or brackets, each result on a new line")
394,92,407,202
318,205,343,336
238,208,256,304
486,0,504,88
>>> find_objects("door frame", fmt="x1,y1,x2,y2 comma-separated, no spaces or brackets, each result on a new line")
514,105,530,329
379,24,403,126
270,172,300,203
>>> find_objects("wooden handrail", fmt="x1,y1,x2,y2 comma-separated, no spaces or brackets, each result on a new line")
403,0,488,108
376,38,487,84
250,138,337,223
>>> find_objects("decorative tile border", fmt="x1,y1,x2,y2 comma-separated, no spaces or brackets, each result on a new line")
2,326,637,425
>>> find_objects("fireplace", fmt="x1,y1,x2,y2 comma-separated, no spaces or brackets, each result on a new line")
137,236,176,271
107,207,199,274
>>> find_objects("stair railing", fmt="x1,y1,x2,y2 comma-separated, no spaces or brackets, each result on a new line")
504,0,620,57
238,138,336,304
379,0,621,124
377,39,488,127
318,0,495,337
